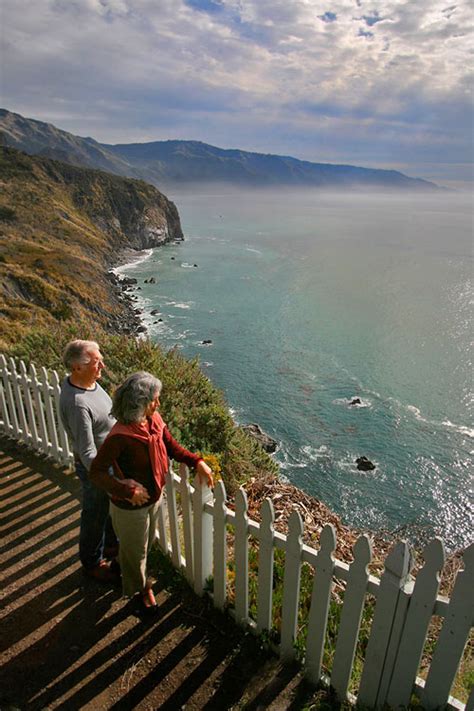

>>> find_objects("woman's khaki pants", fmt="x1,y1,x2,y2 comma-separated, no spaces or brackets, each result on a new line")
110,499,161,598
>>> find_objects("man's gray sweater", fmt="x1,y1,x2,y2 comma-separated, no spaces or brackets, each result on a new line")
59,377,116,470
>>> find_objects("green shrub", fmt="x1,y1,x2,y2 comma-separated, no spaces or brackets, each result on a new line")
5,323,277,492
0,205,16,222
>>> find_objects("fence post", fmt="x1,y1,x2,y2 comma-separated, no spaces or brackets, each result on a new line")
165,464,181,569
213,479,228,610
192,473,213,596
257,498,275,634
179,463,194,584
235,487,249,625
280,510,304,662
358,540,414,708
1,354,19,437
9,357,29,444
305,524,337,685
30,363,49,455
0,354,12,434
330,534,372,700
387,537,445,708
19,360,40,450
40,366,60,462
421,541,474,708
50,369,72,465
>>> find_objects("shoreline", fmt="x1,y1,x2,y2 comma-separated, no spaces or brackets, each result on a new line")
105,247,155,336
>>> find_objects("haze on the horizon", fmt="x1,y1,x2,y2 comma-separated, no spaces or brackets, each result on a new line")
2,0,473,189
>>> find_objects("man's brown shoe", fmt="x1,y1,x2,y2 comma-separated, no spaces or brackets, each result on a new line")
84,560,119,584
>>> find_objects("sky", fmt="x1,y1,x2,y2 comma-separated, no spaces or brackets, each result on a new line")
1,0,473,187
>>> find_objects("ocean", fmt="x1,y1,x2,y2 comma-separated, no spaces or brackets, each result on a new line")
115,188,473,552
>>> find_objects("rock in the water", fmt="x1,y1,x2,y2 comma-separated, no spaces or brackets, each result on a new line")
171,257,175,260
356,456,376,471
242,423,278,453
202,339,213,344
149,277,156,283
193,264,198,267
350,398,361,405
150,309,160,315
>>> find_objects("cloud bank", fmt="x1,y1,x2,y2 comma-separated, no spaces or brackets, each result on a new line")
2,0,473,185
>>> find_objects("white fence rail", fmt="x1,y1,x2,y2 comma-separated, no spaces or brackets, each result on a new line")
0,356,472,709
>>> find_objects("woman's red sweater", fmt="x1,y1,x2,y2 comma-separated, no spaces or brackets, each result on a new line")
90,423,202,510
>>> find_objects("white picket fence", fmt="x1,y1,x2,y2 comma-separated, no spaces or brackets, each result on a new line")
0,355,472,710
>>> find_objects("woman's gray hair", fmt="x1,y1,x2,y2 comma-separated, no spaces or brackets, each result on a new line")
111,371,162,424
63,340,100,370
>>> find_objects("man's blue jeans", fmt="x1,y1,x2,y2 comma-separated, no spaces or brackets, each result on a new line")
75,461,117,569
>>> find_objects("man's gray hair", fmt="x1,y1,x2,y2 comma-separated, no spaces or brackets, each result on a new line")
63,340,100,370
111,371,163,424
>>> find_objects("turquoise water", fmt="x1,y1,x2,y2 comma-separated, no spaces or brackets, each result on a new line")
117,189,473,551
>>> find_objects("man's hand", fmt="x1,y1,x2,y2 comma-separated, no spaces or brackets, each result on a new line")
196,460,214,489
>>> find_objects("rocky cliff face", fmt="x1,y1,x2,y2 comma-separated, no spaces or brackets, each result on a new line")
0,146,183,346
38,154,183,251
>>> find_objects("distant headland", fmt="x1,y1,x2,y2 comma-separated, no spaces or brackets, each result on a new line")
0,108,439,192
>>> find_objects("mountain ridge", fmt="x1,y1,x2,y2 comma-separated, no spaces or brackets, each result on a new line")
0,108,439,190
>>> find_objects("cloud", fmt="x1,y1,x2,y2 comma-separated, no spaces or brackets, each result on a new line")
1,0,472,184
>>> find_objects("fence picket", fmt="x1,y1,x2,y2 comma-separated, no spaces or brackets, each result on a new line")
165,465,182,569
330,535,372,699
213,479,227,610
179,463,194,583
280,510,304,661
0,354,12,434
1,355,19,437
235,487,249,625
257,498,275,633
50,369,72,465
40,366,60,459
8,358,29,443
19,360,40,450
305,524,337,685
358,541,414,707
387,538,446,707
156,494,169,553
193,475,213,596
421,542,474,708
30,363,49,455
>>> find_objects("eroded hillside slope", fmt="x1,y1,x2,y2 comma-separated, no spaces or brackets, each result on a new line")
0,146,182,346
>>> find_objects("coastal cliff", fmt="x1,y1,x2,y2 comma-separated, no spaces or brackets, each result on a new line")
0,145,182,346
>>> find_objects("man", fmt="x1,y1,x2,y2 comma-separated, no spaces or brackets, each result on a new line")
59,339,119,583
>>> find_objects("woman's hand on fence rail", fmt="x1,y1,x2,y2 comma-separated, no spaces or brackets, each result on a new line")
196,460,214,489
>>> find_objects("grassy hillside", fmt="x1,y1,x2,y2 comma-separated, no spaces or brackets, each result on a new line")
0,146,182,347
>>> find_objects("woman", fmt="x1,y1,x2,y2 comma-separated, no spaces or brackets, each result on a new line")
90,371,213,613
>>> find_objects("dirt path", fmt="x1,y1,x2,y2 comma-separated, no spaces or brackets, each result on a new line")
0,438,335,711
